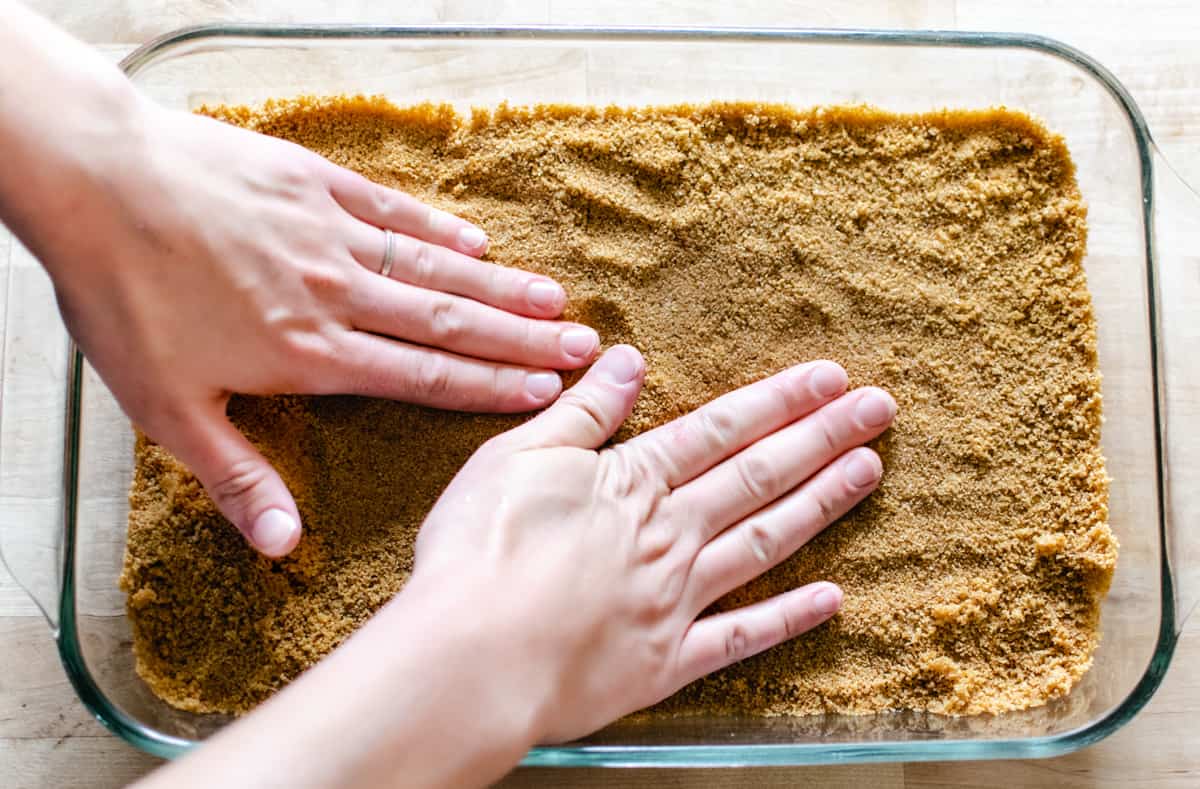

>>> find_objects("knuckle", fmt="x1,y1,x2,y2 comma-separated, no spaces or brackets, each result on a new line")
602,447,662,500
637,521,675,564
734,453,780,502
805,484,838,525
208,458,269,510
484,362,508,400
373,185,400,219
778,600,801,640
645,633,673,665
281,326,341,367
427,297,466,345
664,418,691,454
411,240,436,286
768,371,806,414
723,624,750,663
487,365,520,405
273,157,315,194
560,390,610,435
412,353,455,400
696,406,737,453
644,562,687,619
301,263,354,300
742,520,777,565
644,430,686,483
816,410,841,455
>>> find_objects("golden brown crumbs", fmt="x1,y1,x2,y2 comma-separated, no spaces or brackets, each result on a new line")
120,96,1116,718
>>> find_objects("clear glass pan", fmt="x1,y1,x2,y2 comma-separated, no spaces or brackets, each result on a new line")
0,24,1192,767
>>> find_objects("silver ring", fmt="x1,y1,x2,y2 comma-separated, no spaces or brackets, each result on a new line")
379,228,395,278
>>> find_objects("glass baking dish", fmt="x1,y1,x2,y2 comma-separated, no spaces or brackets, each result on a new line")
1,24,1197,767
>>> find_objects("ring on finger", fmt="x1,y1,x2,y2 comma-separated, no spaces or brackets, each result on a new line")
379,228,395,278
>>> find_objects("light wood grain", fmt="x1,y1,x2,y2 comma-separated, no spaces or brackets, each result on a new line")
3,1,1199,787
1,739,159,789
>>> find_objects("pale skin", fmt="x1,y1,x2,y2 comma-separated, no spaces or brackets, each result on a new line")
0,2,599,557
2,4,897,787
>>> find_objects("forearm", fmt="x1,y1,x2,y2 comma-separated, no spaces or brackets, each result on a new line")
0,1,143,275
137,576,539,789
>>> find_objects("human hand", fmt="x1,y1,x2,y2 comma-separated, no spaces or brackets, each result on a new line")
32,98,599,557
410,345,896,743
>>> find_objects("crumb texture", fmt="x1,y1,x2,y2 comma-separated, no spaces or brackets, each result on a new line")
121,97,1115,717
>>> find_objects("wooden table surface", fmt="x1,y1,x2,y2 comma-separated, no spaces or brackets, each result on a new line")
3,1,1199,787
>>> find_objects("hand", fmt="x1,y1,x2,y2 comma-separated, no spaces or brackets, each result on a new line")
138,346,897,789
32,97,599,557
411,345,897,743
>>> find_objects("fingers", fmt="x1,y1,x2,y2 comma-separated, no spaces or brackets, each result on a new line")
686,447,882,611
624,361,848,490
502,345,645,450
345,218,566,319
332,331,563,412
324,164,490,257
349,274,598,370
673,582,843,688
672,387,896,543
159,403,302,558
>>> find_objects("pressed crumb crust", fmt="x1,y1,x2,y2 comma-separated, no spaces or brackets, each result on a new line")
121,96,1116,718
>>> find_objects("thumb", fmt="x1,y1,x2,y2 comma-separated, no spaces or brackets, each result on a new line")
159,403,302,558
509,344,645,450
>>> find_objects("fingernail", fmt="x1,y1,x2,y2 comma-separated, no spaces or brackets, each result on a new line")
813,584,843,616
599,345,642,385
527,279,564,311
525,372,561,401
844,451,881,489
251,509,299,556
810,363,848,398
560,327,600,360
458,226,488,252
854,389,896,428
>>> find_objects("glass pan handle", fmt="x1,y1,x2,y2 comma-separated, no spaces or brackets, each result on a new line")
0,236,71,633
1154,146,1200,634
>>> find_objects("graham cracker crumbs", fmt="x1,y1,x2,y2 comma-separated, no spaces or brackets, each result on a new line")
120,96,1116,718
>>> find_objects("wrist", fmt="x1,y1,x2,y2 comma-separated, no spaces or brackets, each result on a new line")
0,5,147,278
150,574,543,789
253,573,542,789
382,571,547,752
